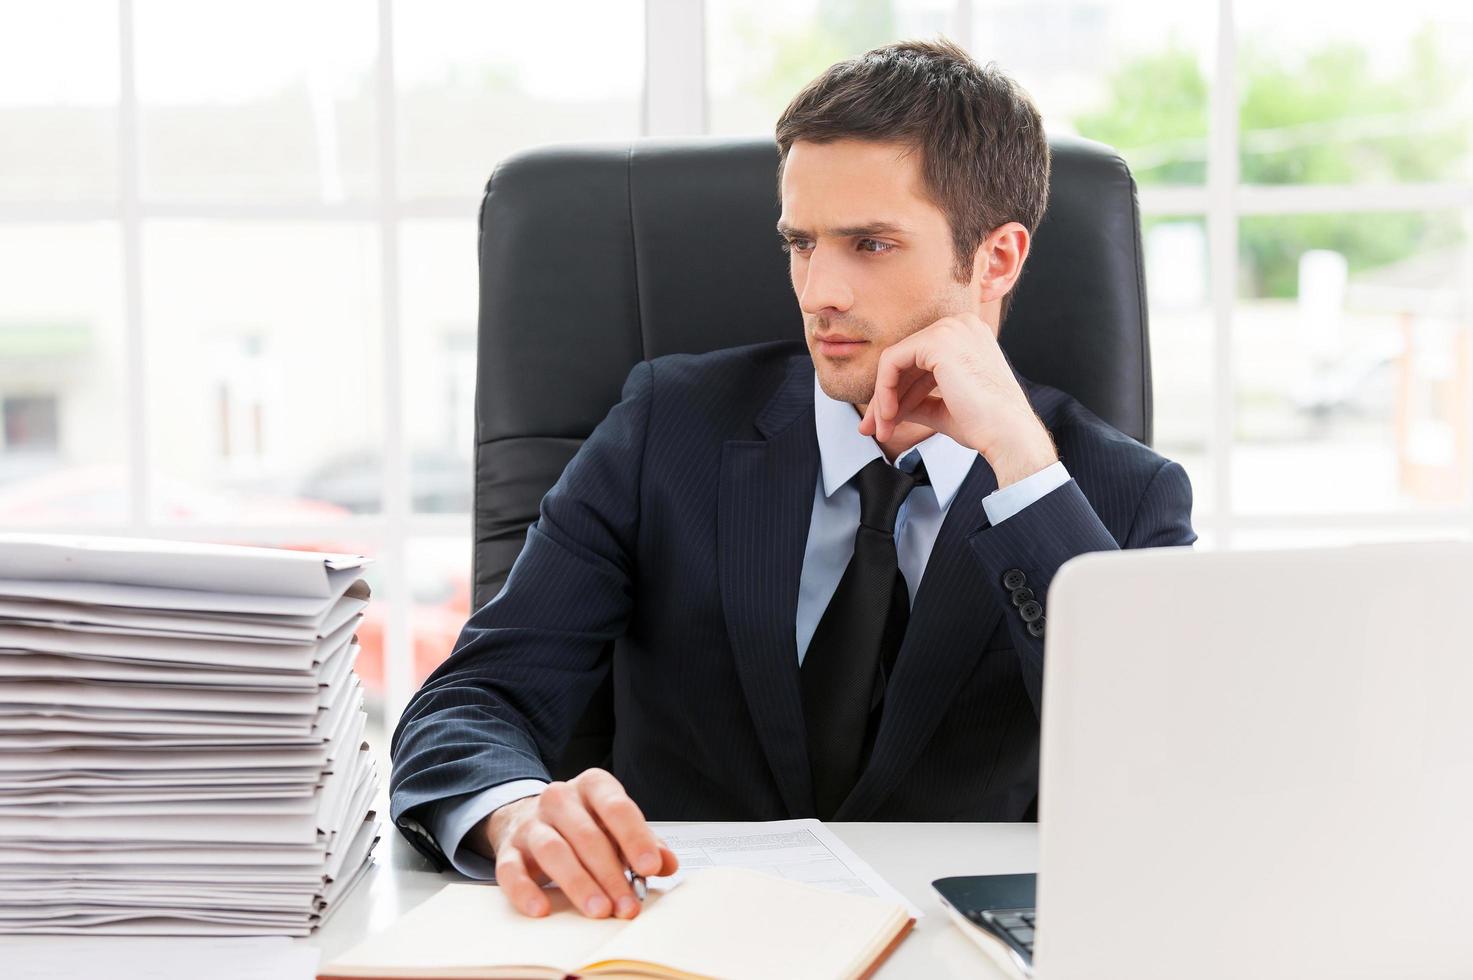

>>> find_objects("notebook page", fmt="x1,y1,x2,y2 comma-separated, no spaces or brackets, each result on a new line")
319,882,625,979
582,866,909,980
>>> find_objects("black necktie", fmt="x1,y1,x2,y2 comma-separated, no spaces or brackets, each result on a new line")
801,455,927,819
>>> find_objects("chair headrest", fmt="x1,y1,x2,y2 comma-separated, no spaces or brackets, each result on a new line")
477,134,1151,447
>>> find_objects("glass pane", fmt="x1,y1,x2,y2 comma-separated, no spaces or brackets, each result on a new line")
0,1,119,201
988,2,1212,186
395,0,644,203
0,224,127,524
1144,215,1214,523
1236,1,1473,184
407,535,472,689
141,221,382,521
1234,210,1472,513
707,0,953,137
708,1,1212,185
135,0,377,202
348,536,470,740
401,221,475,514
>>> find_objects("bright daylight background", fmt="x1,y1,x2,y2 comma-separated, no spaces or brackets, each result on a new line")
2,0,1471,755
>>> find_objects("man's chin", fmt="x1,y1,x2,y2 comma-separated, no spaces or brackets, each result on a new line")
813,363,875,406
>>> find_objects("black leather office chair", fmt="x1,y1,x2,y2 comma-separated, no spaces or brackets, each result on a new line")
473,135,1152,779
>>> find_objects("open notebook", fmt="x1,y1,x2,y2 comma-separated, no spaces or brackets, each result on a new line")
317,866,914,980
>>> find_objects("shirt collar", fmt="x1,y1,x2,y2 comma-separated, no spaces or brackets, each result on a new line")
812,372,978,512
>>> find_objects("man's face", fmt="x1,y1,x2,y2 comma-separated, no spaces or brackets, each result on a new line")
778,138,981,406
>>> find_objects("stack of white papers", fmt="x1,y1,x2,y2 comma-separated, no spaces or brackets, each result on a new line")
0,533,381,937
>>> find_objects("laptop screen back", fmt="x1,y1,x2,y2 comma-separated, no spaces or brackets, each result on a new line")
1035,542,1473,980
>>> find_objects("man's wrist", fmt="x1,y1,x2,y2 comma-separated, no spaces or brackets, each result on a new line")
984,418,1059,488
474,795,534,862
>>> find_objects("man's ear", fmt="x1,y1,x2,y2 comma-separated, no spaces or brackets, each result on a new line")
970,221,1031,306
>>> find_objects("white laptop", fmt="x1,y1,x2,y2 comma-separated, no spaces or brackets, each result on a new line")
934,541,1473,980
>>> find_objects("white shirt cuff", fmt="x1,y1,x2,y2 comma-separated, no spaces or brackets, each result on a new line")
427,779,549,880
983,460,1071,525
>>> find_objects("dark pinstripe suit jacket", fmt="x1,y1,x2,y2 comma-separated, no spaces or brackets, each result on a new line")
390,340,1195,867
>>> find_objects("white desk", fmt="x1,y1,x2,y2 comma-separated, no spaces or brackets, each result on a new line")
4,822,1037,979
309,821,1037,978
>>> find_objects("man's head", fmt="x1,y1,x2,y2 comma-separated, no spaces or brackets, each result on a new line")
774,38,1050,405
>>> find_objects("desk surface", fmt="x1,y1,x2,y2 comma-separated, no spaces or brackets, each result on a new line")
309,821,1037,979
4,822,1036,979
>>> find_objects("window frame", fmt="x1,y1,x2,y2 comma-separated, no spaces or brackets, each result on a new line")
1,0,1470,725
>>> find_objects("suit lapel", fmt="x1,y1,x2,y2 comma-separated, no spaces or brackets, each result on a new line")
833,453,1004,820
718,357,819,817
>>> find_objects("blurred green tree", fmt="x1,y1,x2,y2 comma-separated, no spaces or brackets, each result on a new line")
740,0,898,115
1074,27,1467,297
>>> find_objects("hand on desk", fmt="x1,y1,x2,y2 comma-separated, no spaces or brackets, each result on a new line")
476,767,679,920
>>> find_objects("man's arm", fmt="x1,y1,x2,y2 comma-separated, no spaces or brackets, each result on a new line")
855,310,1195,711
981,459,1072,525
389,360,654,868
968,459,1196,712
426,780,549,879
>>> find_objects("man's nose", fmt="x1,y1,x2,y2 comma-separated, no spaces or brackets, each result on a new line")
796,244,853,316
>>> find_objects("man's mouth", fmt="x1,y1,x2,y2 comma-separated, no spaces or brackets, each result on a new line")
814,334,867,357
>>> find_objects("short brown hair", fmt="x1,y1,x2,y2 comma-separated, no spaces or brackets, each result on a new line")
775,37,1050,324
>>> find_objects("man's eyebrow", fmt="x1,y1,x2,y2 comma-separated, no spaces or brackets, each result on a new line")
775,220,910,239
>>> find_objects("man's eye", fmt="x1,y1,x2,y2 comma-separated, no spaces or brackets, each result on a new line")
780,239,892,254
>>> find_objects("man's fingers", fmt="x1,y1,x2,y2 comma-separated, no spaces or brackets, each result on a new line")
524,823,611,918
876,368,927,441
656,841,680,876
542,787,640,918
579,773,663,878
895,373,937,421
873,331,936,418
871,337,939,441
495,845,550,917
900,393,951,436
871,342,911,425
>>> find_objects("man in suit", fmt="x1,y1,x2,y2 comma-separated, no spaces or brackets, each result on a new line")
390,37,1195,922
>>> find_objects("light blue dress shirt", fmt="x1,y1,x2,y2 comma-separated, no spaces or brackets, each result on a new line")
428,374,1072,878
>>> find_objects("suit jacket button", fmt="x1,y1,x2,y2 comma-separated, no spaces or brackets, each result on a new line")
1019,600,1042,623
1010,586,1034,607
1002,569,1027,591
1027,617,1046,638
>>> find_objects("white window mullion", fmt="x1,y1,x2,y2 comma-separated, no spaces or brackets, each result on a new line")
7,518,390,542
644,0,706,136
1208,0,1238,547
1236,182,1473,215
118,0,148,533
378,0,414,730
0,203,120,222
951,0,972,52
1465,204,1473,540
1138,186,1212,216
1231,510,1473,532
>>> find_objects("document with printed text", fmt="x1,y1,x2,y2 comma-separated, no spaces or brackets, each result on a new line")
647,817,923,918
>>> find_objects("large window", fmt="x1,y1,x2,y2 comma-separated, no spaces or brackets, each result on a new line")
0,0,646,735
3,1,1470,734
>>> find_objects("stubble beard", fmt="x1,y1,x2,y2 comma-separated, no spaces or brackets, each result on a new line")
809,308,880,407
815,362,876,407
809,298,955,408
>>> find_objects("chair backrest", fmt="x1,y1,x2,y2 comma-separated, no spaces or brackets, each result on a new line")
473,135,1152,775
